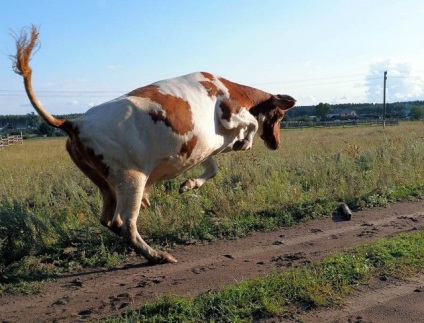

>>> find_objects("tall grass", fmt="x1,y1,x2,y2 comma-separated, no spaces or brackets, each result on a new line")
0,139,128,292
0,123,423,290
143,122,424,242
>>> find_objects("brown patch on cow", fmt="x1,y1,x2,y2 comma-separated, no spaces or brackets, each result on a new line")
200,81,225,98
148,109,170,128
65,123,115,226
128,85,193,135
200,73,225,98
66,123,110,179
180,135,198,159
201,72,215,81
218,99,241,121
218,77,271,121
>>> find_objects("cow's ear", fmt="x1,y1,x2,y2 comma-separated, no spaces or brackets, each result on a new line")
272,95,296,111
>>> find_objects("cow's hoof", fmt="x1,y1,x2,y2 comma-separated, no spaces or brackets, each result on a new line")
233,139,250,151
151,251,178,264
179,179,194,194
179,183,189,194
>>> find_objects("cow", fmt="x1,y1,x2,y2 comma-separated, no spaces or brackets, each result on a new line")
12,26,296,264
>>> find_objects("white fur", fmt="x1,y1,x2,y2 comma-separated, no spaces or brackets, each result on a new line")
76,73,257,182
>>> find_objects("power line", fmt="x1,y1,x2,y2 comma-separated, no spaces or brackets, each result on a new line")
0,89,123,94
0,89,123,98
0,73,422,98
252,73,369,85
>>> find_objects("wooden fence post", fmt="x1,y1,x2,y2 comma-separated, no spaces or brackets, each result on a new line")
0,133,24,150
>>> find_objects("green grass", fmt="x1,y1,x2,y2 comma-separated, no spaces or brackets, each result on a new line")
1,122,424,293
105,229,424,322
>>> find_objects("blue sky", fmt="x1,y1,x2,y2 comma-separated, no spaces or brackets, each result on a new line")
1,0,423,115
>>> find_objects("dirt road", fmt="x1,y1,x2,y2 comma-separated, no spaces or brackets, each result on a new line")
0,200,423,322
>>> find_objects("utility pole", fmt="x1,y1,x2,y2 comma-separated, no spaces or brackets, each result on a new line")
383,71,387,129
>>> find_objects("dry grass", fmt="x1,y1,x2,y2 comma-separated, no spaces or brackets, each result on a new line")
1,122,423,290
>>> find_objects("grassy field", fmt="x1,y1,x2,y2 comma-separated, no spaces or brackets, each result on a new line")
1,122,424,293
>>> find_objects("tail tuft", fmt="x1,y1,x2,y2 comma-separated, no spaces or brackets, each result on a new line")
11,25,69,131
11,25,39,79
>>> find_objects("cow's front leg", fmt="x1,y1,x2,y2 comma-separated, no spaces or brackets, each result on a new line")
218,102,258,152
232,120,258,151
179,157,218,193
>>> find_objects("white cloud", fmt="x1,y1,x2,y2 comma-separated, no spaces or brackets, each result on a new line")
87,101,101,108
68,100,79,106
297,94,317,106
366,59,424,102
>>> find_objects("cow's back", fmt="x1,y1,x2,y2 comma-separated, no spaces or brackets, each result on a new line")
72,72,232,176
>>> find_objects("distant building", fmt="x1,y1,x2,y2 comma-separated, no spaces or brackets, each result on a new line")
327,113,339,120
339,110,358,118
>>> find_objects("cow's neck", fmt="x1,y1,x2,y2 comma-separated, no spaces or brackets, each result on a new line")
219,77,272,110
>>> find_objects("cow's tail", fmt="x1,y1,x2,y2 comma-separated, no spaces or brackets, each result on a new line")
11,25,71,133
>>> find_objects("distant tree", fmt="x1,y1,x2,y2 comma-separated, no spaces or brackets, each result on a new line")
27,112,39,128
38,122,55,136
410,106,424,120
315,102,331,120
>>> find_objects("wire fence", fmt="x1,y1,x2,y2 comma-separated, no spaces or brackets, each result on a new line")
281,119,399,129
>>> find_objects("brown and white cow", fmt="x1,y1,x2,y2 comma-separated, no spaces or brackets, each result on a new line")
12,26,295,264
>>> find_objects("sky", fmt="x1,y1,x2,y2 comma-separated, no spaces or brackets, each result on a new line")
1,0,423,115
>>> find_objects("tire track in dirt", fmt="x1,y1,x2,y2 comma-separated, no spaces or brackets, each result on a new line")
303,274,424,323
0,200,423,322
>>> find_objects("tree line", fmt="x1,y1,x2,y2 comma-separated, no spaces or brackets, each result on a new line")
285,100,424,121
1,100,423,137
0,112,82,136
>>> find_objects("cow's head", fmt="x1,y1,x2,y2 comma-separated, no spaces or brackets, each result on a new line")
250,95,296,150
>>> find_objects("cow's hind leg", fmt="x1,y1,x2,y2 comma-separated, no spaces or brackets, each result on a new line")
66,139,118,233
113,170,177,264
